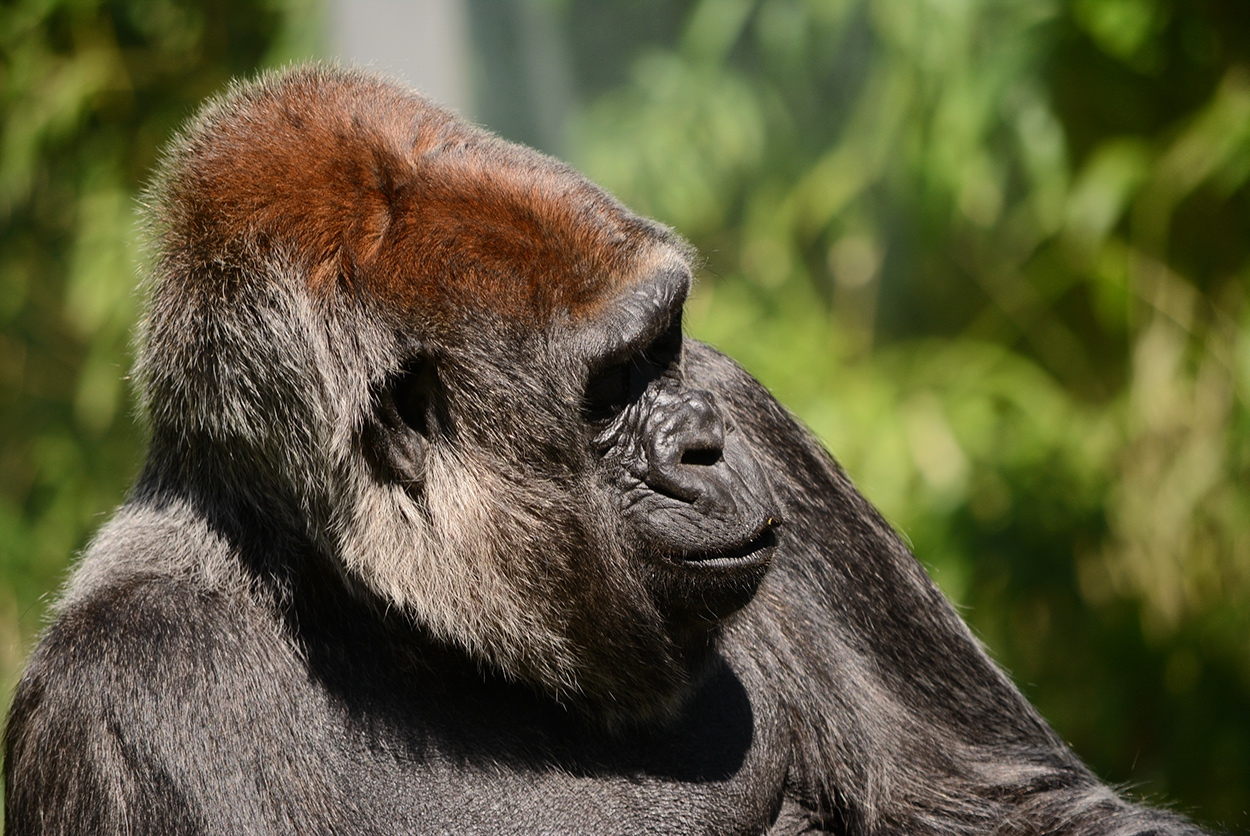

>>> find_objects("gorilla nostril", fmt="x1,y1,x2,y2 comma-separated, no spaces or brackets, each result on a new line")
680,447,722,467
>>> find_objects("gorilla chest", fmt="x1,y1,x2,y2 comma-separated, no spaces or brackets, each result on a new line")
335,665,794,835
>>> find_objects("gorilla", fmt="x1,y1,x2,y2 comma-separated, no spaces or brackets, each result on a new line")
4,66,1208,835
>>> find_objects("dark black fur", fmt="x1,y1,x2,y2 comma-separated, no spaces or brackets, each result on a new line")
4,67,1209,835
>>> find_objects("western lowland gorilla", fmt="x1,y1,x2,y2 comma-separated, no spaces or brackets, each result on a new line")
4,65,1209,836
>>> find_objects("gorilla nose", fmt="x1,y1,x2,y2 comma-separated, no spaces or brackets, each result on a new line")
645,389,727,502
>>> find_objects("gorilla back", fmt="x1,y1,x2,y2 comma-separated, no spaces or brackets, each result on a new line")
4,66,1208,836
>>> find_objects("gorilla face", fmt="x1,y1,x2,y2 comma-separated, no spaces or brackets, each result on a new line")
361,257,781,721
574,267,780,632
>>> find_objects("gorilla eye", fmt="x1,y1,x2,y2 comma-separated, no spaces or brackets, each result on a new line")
583,360,633,421
582,311,682,423
644,311,683,367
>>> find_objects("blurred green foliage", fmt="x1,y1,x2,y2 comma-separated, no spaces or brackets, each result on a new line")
2,0,1248,830
573,0,1250,827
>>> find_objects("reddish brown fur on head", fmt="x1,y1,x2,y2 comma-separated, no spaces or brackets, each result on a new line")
155,65,677,328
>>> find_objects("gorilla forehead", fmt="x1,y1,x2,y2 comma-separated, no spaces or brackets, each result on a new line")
155,64,685,328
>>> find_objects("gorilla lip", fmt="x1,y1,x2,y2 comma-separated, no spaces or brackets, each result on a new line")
676,524,778,571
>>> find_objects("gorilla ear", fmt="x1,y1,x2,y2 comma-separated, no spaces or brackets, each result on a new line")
393,358,437,439
369,357,438,485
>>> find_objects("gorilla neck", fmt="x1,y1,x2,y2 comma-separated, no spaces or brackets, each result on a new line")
138,428,326,532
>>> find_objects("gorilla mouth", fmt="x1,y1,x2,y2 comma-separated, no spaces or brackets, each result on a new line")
677,525,778,571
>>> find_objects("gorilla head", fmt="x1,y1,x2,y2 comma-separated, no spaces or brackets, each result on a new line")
138,66,779,722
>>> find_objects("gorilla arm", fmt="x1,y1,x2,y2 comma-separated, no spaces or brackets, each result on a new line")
691,341,1207,835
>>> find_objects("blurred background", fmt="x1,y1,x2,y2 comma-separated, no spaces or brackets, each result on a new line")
2,0,1249,828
